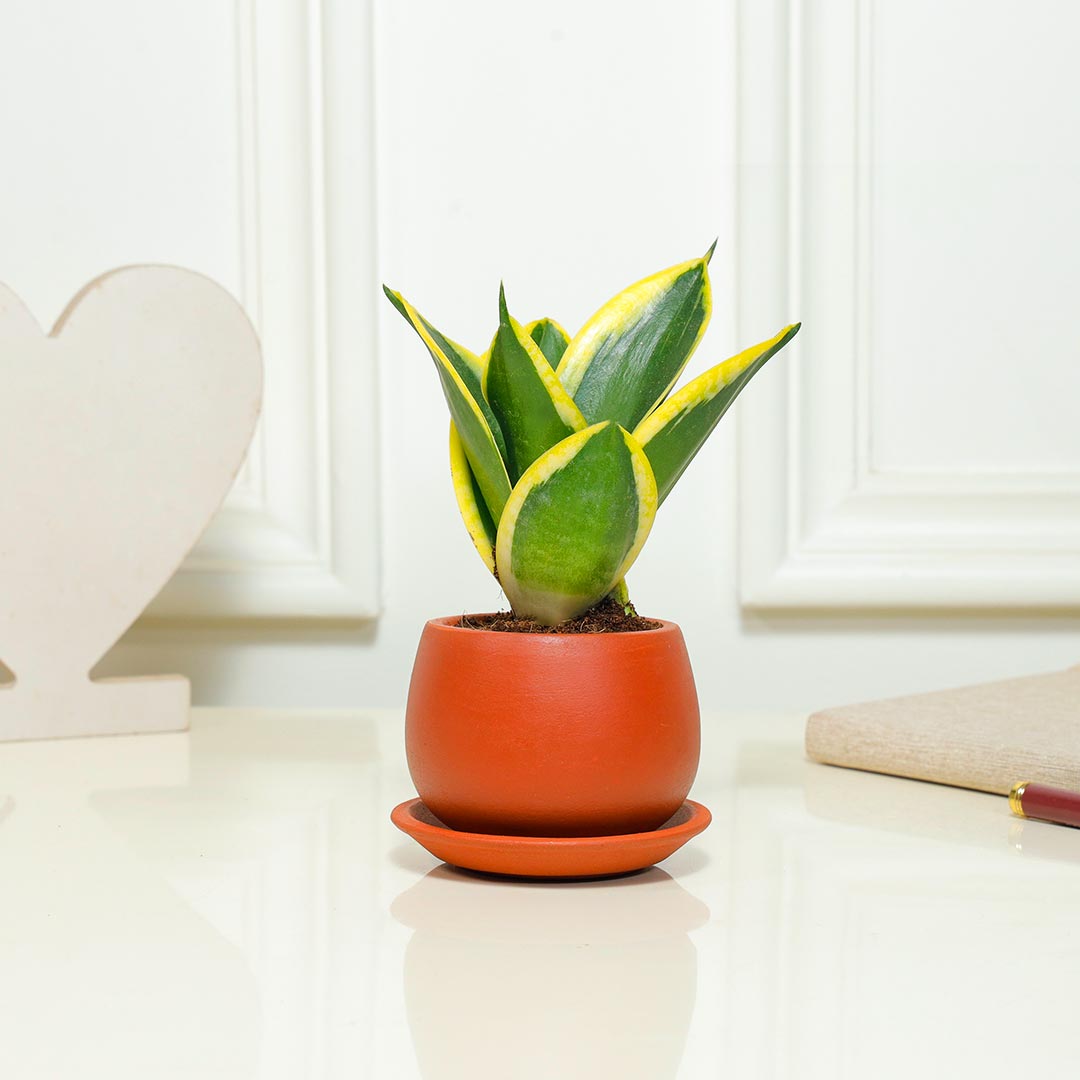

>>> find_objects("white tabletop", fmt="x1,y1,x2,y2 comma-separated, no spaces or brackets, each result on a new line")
1,708,1077,1079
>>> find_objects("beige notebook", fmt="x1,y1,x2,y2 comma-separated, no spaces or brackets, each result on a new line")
806,665,1080,796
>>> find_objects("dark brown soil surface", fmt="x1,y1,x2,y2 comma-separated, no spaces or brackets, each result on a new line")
458,596,661,634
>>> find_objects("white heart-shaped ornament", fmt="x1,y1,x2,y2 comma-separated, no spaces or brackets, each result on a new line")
0,266,263,740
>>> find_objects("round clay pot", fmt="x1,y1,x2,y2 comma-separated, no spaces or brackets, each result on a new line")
404,616,700,837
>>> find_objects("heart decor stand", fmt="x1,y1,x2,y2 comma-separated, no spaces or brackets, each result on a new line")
0,266,263,741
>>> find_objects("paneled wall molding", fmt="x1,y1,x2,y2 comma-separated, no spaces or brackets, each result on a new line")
148,0,380,619
736,0,1080,609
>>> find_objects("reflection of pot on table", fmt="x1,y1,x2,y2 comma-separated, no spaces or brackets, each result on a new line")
392,865,709,1080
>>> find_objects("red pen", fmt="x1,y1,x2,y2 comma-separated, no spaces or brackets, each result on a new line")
1009,781,1080,829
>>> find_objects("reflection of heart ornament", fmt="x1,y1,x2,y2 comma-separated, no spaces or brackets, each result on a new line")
0,266,263,741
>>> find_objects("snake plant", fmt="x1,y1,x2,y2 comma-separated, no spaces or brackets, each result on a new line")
384,246,799,626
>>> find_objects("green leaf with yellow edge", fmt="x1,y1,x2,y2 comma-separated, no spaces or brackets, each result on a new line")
525,317,570,369
449,422,497,573
484,286,587,482
608,578,631,609
634,323,801,504
556,254,712,430
496,421,657,625
384,285,511,520
383,287,491,429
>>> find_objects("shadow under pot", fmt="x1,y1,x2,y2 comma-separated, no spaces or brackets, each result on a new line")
404,616,701,838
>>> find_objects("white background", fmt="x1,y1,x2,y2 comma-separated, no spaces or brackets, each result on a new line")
2,0,1078,709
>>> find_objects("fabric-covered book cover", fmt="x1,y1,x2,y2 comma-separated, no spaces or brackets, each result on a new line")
806,665,1080,795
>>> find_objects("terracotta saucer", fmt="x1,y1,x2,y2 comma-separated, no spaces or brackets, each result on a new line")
391,798,711,879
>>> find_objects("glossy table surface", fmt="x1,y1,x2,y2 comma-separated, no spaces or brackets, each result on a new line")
2,708,1078,1078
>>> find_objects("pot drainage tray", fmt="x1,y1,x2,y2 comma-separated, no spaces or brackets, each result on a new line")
391,798,711,879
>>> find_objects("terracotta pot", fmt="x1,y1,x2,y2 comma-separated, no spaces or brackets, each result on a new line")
405,616,700,837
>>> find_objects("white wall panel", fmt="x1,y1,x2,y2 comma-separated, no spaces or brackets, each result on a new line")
738,0,1080,609
0,0,380,619
3,0,1078,707
869,1,1080,475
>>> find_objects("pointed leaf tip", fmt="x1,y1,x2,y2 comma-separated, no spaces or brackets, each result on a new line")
704,239,718,265
382,284,408,319
383,287,511,518
556,255,713,429
634,322,800,504
487,300,586,481
498,282,509,324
